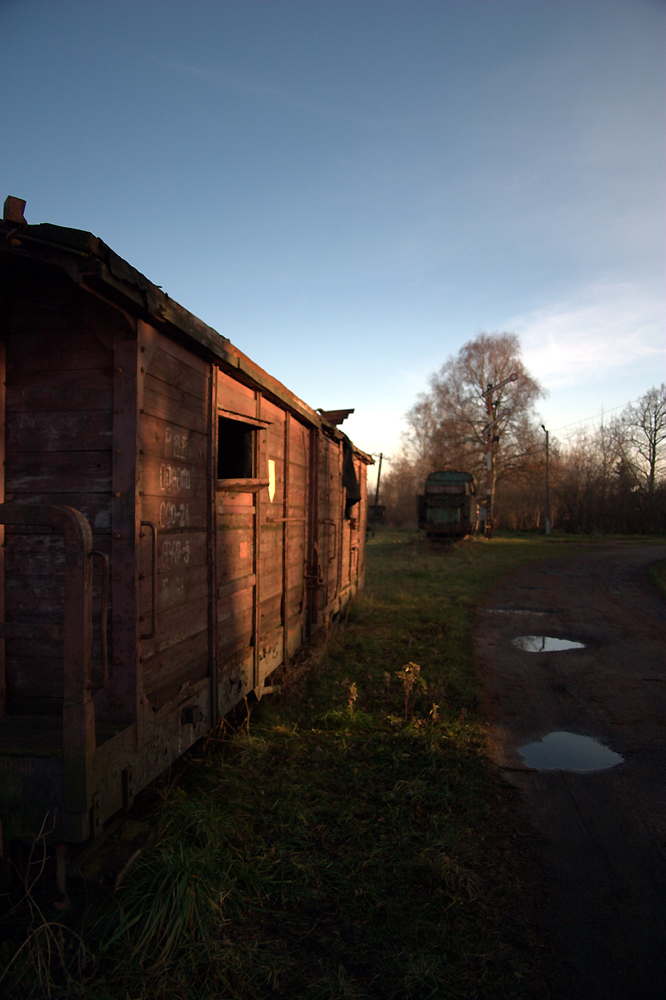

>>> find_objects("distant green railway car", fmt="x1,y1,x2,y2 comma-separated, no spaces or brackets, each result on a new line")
417,471,478,539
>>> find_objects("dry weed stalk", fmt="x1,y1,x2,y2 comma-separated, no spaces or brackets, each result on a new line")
395,662,427,721
0,812,94,996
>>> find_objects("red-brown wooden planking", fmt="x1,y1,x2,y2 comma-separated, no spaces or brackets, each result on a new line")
2,493,112,533
217,371,258,418
6,452,112,494
139,564,208,615
217,587,254,658
140,413,207,464
144,344,207,400
138,328,211,706
217,500,255,585
140,598,208,661
143,376,208,436
141,494,207,533
5,296,114,373
141,458,207,503
6,411,112,452
6,370,113,413
3,534,66,574
142,630,209,709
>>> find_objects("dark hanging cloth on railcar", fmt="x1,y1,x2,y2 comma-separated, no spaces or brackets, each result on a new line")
341,434,361,517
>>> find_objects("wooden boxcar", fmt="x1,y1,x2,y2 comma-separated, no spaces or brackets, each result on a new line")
417,471,478,539
0,199,371,847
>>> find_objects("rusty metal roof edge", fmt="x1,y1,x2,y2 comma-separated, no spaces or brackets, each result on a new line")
3,219,372,450
3,221,319,428
100,261,323,428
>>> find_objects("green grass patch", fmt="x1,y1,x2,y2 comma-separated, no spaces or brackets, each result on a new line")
6,530,663,999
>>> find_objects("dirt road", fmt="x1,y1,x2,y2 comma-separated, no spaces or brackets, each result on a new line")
474,544,666,1000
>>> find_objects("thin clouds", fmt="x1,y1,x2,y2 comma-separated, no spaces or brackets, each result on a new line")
162,59,383,129
514,282,664,389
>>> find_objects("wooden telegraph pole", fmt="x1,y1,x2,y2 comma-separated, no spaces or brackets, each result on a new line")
541,425,551,535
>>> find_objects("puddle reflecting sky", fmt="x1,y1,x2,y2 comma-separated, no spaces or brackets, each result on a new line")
513,635,585,652
519,731,623,771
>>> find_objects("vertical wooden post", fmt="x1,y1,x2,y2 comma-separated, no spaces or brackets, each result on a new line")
208,366,219,723
0,342,5,720
253,391,262,689
307,426,320,632
111,320,140,733
282,413,290,666
60,508,94,815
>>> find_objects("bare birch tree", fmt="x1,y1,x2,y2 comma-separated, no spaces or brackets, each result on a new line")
621,384,666,496
404,332,545,493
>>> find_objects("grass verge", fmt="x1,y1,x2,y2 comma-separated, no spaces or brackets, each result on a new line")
5,529,661,999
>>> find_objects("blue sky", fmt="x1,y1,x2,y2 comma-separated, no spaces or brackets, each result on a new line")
1,0,664,489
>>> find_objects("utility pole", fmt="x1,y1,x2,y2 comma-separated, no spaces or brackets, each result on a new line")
481,373,518,538
541,425,551,535
371,452,383,537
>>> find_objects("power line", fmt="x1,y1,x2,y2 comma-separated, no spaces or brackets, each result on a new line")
549,392,649,434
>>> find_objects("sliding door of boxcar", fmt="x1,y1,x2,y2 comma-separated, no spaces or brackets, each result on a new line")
215,377,311,703
137,323,210,713
284,415,310,658
215,373,265,709
256,397,285,684
257,403,310,684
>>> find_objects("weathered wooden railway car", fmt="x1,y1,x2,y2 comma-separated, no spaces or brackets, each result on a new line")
0,200,370,848
417,471,478,540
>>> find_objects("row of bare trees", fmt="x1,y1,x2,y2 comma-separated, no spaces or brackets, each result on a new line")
379,333,666,535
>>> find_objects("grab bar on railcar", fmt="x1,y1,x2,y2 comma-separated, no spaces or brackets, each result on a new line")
323,519,338,562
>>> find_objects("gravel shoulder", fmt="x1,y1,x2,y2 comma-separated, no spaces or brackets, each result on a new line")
474,543,666,1000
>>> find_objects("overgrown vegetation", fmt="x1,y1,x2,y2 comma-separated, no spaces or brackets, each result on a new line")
8,530,661,999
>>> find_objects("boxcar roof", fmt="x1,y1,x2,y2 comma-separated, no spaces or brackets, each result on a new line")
0,207,371,461
426,471,476,483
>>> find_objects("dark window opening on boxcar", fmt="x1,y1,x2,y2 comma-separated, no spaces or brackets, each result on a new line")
218,417,256,479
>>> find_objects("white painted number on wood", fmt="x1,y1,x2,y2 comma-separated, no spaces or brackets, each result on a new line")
160,539,191,571
165,426,189,459
160,463,192,492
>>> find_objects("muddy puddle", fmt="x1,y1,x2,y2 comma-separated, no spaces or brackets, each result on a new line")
519,731,624,771
513,635,585,652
